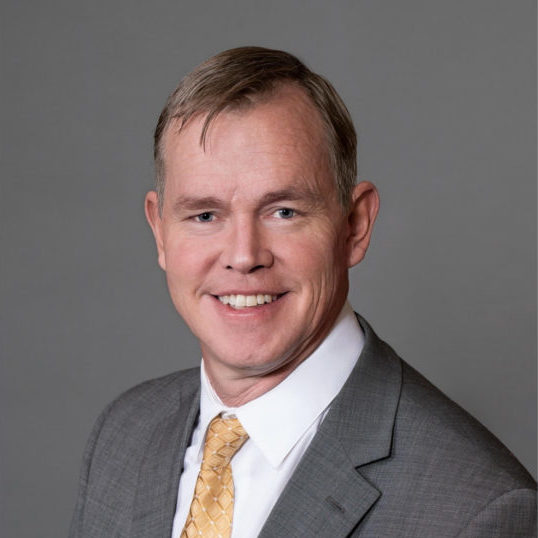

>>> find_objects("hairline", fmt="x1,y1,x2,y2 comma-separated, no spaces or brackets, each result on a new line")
155,82,352,215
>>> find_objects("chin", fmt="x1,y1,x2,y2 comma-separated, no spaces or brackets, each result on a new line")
204,339,300,377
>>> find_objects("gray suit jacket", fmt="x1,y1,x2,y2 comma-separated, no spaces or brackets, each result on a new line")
70,316,537,537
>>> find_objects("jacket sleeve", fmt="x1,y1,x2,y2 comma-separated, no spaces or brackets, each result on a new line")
457,488,537,538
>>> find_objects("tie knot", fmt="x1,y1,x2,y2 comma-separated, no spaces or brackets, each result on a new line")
202,416,249,470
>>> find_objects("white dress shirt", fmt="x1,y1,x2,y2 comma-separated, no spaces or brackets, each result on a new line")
171,302,364,538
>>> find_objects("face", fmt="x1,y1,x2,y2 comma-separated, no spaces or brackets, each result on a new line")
146,86,378,387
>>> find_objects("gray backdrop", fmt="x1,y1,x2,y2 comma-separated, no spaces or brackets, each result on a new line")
2,1,536,536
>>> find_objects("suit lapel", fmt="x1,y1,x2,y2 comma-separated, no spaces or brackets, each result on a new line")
257,428,380,538
259,315,402,538
130,375,201,538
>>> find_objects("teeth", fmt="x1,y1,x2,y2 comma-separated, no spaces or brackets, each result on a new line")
218,294,280,309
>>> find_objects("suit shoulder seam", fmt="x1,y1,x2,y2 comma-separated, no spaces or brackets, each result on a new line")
455,487,537,537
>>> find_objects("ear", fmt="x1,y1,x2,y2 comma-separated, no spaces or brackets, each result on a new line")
144,191,167,271
346,181,380,268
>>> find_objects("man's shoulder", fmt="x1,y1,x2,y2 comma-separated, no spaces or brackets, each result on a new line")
70,368,201,537
356,315,533,490
346,324,536,536
110,367,200,408
392,359,535,491
101,366,199,421
87,367,200,454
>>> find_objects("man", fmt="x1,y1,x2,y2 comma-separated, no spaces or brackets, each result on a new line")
70,47,536,537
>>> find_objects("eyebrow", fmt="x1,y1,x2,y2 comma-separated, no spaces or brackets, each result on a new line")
257,188,323,207
172,196,226,213
171,186,323,215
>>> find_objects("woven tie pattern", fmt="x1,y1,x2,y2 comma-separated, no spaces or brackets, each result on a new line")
181,416,249,538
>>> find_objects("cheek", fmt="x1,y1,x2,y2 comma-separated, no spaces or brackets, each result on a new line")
165,235,217,276
286,220,343,263
298,230,348,295
280,234,343,284
163,237,218,307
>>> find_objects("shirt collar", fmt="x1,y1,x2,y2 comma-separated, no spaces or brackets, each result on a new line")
198,301,364,468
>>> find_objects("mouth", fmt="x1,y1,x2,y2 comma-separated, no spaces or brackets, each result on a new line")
213,293,286,309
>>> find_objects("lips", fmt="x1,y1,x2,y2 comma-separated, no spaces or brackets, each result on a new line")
217,293,279,309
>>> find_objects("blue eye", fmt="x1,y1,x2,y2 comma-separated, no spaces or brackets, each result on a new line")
195,212,214,222
276,208,295,219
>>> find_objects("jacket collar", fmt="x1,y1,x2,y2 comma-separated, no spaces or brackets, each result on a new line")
323,314,402,467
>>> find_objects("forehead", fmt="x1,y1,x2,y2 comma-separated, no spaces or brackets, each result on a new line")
161,86,335,200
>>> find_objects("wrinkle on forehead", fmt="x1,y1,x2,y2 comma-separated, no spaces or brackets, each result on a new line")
163,85,329,168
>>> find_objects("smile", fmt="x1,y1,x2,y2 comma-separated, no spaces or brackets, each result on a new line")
217,293,280,309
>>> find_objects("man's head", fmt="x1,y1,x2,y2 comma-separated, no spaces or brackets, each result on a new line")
153,46,357,211
146,48,379,403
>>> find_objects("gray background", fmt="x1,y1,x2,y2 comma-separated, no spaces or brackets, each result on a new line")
2,1,536,536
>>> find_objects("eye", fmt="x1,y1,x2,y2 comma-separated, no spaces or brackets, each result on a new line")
194,212,214,223
275,208,295,219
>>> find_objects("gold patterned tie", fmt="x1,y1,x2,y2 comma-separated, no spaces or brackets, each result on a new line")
181,415,249,538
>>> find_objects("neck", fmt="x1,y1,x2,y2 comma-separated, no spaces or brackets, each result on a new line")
204,354,306,407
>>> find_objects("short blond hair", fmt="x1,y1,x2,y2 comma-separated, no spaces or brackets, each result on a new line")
154,46,357,210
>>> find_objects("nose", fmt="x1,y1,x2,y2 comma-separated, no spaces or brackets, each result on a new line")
222,217,273,274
